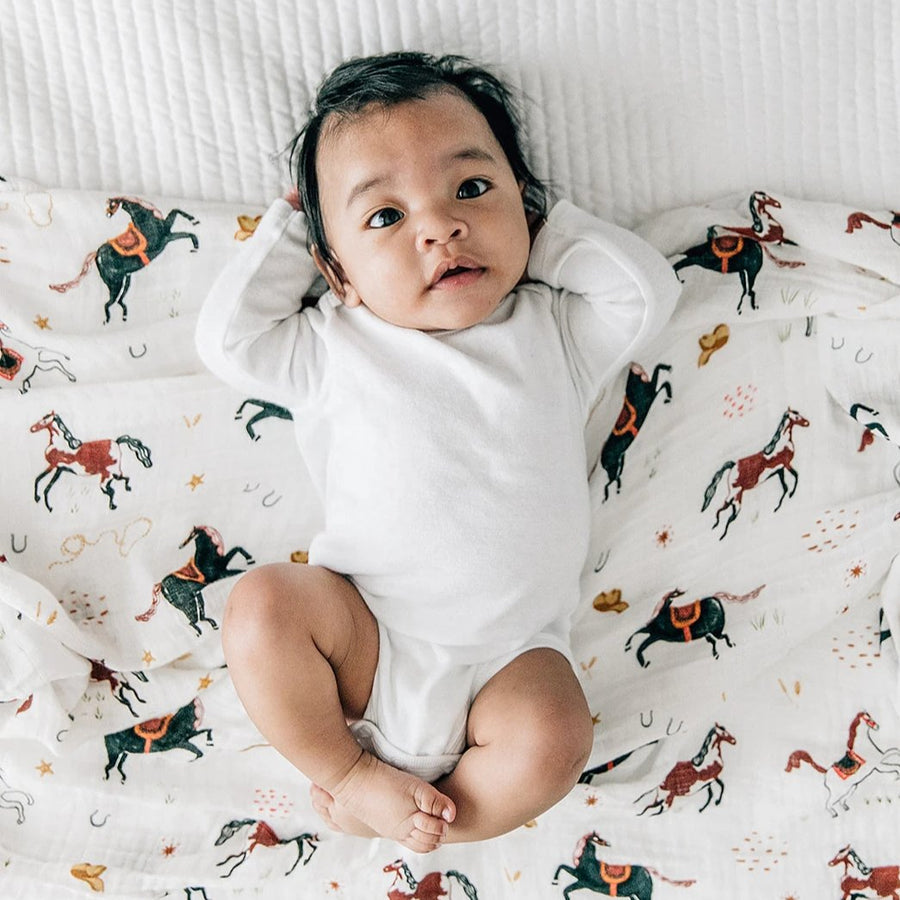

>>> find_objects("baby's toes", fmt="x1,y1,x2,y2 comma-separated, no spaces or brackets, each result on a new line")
309,783,332,811
413,781,456,824
402,828,444,855
309,785,340,831
412,810,448,840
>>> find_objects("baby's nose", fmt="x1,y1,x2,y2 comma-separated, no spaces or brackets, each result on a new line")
416,211,468,249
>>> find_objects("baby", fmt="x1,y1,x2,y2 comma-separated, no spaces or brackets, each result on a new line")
196,51,679,852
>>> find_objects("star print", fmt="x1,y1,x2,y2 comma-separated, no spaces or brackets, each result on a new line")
197,674,213,691
655,526,673,547
142,650,155,665
186,474,204,491
35,760,53,776
33,315,50,330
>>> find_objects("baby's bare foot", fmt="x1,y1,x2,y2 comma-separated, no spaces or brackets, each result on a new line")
310,783,376,838
321,752,455,853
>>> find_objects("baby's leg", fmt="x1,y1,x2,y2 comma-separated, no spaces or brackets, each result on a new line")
222,563,455,853
436,648,593,843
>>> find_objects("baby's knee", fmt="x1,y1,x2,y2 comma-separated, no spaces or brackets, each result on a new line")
222,564,294,659
519,706,594,791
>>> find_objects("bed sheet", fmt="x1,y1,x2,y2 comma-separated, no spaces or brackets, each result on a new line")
0,178,898,898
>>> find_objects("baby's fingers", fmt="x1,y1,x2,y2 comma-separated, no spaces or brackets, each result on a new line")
284,186,302,211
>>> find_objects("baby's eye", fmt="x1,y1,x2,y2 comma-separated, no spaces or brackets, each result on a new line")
368,208,404,229
457,178,491,200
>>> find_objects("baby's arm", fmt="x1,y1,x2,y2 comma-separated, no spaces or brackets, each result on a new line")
195,198,325,407
527,200,681,402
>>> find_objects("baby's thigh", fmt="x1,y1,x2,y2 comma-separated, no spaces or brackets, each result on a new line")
467,648,593,767
224,562,379,719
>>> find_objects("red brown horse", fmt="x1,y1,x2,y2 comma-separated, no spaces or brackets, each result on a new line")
702,407,809,539
829,845,900,900
383,859,479,900
30,411,153,511
846,209,900,246
89,659,148,717
636,723,736,815
709,191,803,268
714,191,790,243
215,819,318,877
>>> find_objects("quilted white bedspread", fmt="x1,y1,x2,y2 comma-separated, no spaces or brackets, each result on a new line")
1,0,898,226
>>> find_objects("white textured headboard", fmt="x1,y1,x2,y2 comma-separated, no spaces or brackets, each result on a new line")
1,0,897,226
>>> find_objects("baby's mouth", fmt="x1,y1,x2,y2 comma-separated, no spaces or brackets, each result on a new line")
433,267,484,290
429,258,484,289
443,265,470,278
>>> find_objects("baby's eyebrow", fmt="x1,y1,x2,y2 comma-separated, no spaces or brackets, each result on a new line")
345,175,390,209
449,146,497,165
344,147,499,209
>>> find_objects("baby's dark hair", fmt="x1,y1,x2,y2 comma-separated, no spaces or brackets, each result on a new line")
289,51,547,271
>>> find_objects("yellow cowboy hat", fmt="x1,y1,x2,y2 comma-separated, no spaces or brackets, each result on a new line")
698,323,730,366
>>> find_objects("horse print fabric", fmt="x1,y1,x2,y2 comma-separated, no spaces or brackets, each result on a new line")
0,181,897,897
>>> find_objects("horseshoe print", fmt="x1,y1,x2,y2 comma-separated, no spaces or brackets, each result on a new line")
89,810,111,828
829,336,874,363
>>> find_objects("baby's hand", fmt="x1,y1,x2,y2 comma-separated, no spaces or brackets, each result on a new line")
284,186,303,211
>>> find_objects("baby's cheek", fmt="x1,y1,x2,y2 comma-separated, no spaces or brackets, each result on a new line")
512,224,533,283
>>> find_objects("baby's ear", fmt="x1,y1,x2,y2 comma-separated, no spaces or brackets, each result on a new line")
311,246,361,307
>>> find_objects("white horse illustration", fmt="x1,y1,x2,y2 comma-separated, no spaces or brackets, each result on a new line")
786,711,900,816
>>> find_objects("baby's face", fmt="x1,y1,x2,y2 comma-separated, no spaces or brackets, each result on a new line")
314,88,531,331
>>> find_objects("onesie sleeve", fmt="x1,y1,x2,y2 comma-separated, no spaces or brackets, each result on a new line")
195,198,327,409
527,199,681,412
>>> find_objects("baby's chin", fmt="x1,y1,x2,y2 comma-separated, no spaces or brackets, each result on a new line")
420,296,509,333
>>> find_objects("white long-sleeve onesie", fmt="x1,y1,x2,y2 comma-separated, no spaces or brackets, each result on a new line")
196,198,679,776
